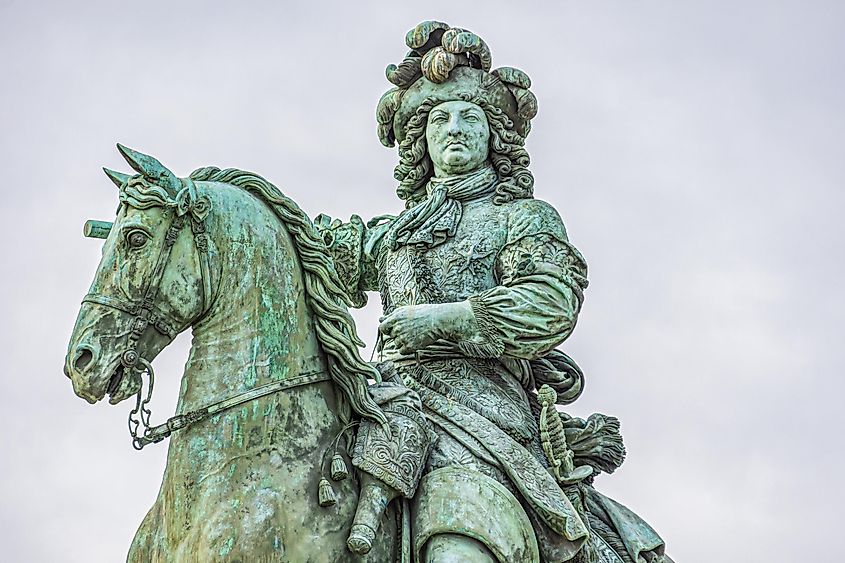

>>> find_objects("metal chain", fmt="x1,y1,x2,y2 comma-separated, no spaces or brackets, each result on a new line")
128,359,156,450
89,181,214,450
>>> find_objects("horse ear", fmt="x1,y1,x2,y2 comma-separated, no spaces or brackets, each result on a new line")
116,143,181,193
102,168,131,188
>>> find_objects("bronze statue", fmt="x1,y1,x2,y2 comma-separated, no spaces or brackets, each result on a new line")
64,20,670,563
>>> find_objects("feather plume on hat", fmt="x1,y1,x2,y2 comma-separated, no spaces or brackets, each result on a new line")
376,21,538,147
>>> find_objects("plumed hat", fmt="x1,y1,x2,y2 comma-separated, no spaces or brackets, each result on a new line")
377,21,538,147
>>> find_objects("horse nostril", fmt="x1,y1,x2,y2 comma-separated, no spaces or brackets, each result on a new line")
74,348,94,372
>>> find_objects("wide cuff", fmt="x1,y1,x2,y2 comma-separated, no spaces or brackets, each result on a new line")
313,213,368,307
351,382,436,498
458,297,506,358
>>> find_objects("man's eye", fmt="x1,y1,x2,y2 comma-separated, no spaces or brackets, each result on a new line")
126,230,149,249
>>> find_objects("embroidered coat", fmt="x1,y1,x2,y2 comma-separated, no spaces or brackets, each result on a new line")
317,183,664,562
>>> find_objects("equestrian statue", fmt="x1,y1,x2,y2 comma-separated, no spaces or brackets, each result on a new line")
64,20,671,563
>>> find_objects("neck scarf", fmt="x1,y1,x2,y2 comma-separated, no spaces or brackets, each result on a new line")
387,165,498,250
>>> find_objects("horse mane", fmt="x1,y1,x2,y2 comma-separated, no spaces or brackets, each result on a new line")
188,167,385,425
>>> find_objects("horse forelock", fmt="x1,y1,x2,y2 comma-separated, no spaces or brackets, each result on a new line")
120,177,178,210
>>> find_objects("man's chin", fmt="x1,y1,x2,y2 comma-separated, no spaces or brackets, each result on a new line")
442,162,482,175
442,155,472,171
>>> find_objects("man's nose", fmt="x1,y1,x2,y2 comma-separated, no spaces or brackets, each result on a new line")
446,116,462,135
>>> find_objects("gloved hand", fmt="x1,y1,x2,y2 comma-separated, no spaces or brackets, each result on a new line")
378,301,478,355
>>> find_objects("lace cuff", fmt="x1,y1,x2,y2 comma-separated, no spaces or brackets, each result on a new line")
314,214,369,307
457,297,506,358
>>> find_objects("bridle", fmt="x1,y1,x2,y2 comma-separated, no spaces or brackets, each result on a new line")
82,177,332,450
82,178,215,449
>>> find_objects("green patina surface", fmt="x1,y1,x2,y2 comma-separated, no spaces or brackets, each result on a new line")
63,19,672,563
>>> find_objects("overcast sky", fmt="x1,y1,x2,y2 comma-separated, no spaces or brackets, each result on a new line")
1,1,843,561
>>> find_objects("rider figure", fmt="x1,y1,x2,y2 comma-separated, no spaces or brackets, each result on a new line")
318,21,666,563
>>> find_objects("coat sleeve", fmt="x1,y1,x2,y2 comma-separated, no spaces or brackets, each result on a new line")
314,213,395,307
464,199,588,360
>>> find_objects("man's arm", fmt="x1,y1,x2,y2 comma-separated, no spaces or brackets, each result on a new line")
378,199,588,359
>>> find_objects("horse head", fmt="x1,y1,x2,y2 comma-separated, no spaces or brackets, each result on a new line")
64,144,218,406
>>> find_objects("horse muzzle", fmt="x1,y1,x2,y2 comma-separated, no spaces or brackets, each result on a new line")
106,364,142,405
65,341,107,403
65,341,140,404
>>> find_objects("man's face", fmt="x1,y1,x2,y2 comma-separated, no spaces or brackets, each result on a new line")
426,100,490,176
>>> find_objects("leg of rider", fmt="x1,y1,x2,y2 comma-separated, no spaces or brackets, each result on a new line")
423,533,498,563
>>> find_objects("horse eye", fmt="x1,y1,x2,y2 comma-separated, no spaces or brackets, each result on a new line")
126,230,149,249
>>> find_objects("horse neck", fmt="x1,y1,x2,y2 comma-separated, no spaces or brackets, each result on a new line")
177,182,330,415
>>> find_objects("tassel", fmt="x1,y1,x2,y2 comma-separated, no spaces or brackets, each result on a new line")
331,454,349,481
318,478,337,507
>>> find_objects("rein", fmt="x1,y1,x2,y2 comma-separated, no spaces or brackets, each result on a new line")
82,178,330,450
133,367,331,450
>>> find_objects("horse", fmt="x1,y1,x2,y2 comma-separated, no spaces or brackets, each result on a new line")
64,145,396,562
